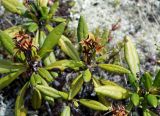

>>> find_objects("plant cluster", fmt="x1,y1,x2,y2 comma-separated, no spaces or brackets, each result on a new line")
0,0,159,116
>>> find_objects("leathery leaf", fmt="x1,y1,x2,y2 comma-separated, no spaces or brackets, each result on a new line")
2,0,26,15
147,94,158,108
39,23,65,58
0,69,25,90
0,30,15,55
58,35,80,61
61,106,71,116
131,93,139,106
36,85,68,99
45,60,84,71
38,68,54,82
0,59,25,74
153,70,160,87
15,82,29,116
36,85,61,98
31,89,42,110
95,85,130,100
79,99,109,111
83,68,92,82
77,15,88,42
98,64,130,74
124,36,140,78
68,74,83,100
92,77,111,107
141,72,152,91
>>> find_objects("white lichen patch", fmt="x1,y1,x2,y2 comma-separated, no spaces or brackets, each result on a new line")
0,95,14,116
69,0,160,72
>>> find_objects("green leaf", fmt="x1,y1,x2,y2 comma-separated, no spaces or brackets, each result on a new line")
0,69,25,90
49,0,59,19
128,73,138,88
58,36,80,61
39,31,46,48
92,77,101,88
73,100,79,107
143,109,158,116
79,99,109,111
43,52,56,66
100,79,120,86
28,23,38,32
0,31,15,55
36,85,61,98
38,31,56,66
68,74,83,100
39,23,66,58
30,73,42,86
95,79,129,99
0,60,26,74
31,89,42,110
2,0,26,15
36,85,68,100
44,96,54,104
61,106,71,116
38,0,48,7
39,6,49,19
45,60,85,71
32,30,39,48
38,68,54,82
92,77,111,107
15,82,29,116
40,76,49,86
141,72,152,91
52,17,66,23
124,36,140,78
98,64,130,74
147,94,158,108
153,70,160,87
131,93,139,106
4,25,23,38
46,24,53,32
83,69,92,82
30,73,36,86
143,109,151,116
58,91,69,100
95,85,130,100
77,15,88,42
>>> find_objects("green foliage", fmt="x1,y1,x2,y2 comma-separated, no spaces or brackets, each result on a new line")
77,15,88,42
68,74,83,100
98,64,130,74
95,85,130,100
2,0,26,15
38,68,54,82
0,31,15,55
31,88,42,110
83,68,92,82
131,93,139,106
123,36,159,115
79,99,109,111
124,36,140,78
39,23,66,58
61,106,71,116
153,70,160,87
58,36,80,61
0,69,25,90
0,1,159,115
45,60,85,71
15,82,29,116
